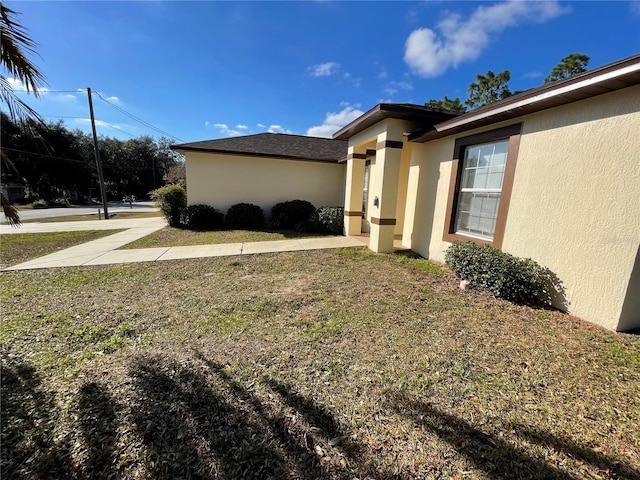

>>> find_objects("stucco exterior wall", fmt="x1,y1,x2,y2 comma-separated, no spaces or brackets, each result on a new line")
185,152,346,215
502,87,640,331
403,86,640,331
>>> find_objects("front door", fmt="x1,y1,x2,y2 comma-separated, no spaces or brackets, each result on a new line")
361,160,371,233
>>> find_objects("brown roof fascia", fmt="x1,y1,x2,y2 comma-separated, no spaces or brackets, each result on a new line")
332,103,459,140
409,53,640,143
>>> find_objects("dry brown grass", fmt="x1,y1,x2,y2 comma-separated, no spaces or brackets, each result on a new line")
2,249,639,479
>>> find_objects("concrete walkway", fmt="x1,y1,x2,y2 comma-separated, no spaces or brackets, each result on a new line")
1,217,365,271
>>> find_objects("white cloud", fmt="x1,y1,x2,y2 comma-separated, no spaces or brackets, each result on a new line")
74,118,120,129
211,122,243,136
523,71,543,79
384,80,413,96
236,124,248,129
308,61,341,77
6,77,48,94
306,104,364,138
106,96,119,103
205,121,210,126
257,123,265,128
267,124,293,134
404,1,569,77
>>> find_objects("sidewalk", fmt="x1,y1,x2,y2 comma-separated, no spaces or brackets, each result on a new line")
1,218,365,271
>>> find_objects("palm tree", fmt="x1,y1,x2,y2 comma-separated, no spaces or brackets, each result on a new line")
1,2,47,226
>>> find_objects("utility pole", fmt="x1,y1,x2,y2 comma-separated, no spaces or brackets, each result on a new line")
87,87,109,219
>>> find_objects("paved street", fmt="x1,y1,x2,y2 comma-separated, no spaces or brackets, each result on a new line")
1,201,158,222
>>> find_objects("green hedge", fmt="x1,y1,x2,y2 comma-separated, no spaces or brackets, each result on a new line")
270,200,315,230
310,206,344,234
445,241,557,305
186,204,224,231
151,185,186,227
225,203,265,230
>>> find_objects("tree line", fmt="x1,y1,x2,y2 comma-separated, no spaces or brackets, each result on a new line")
425,53,591,112
1,112,184,203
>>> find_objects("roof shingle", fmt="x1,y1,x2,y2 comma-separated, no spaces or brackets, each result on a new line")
171,133,347,163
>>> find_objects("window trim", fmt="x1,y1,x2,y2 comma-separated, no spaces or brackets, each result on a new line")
443,123,522,249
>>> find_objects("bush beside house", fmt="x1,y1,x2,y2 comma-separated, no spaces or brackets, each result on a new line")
225,203,265,230
270,200,316,230
186,204,224,231
445,241,557,306
151,185,187,227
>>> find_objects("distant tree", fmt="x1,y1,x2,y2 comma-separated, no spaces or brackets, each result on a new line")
465,70,512,110
544,53,590,83
0,3,46,225
424,95,466,113
163,162,186,188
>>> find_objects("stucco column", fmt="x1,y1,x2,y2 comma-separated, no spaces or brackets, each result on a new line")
343,146,367,236
369,134,403,253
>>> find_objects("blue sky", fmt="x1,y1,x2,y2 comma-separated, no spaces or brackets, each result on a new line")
5,1,640,143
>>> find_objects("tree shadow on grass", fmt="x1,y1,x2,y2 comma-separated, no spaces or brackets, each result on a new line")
76,382,119,479
389,393,639,480
129,352,404,479
129,354,327,479
515,426,640,480
1,361,73,479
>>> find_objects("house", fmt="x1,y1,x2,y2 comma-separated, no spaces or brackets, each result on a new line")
172,133,346,214
335,54,640,332
0,176,27,203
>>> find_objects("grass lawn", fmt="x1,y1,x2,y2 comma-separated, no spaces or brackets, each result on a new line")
0,230,125,269
122,226,330,249
1,249,639,479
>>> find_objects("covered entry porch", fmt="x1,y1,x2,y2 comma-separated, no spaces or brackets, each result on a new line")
334,104,458,253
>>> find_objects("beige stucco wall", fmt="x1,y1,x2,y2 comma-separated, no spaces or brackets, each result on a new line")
403,86,640,331
184,152,345,215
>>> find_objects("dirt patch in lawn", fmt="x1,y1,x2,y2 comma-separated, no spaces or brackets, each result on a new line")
2,249,639,479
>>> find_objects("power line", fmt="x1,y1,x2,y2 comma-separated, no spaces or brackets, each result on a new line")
2,147,89,164
40,115,140,138
41,115,90,120
94,91,185,142
2,147,164,172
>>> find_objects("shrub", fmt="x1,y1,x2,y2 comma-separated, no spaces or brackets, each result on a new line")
32,199,48,209
151,185,187,227
225,203,265,230
444,241,553,305
310,206,344,234
186,204,224,231
270,200,315,230
50,198,70,207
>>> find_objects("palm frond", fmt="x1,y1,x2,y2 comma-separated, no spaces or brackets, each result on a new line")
1,193,21,227
0,4,46,96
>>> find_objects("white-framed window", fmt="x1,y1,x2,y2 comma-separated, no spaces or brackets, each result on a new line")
454,140,509,241
443,123,521,249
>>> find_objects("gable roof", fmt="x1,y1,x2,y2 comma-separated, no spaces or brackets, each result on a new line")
409,53,640,142
171,133,347,163
332,103,460,141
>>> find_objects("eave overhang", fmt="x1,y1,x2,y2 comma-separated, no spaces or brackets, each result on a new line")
169,145,341,164
332,103,460,141
409,54,640,143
